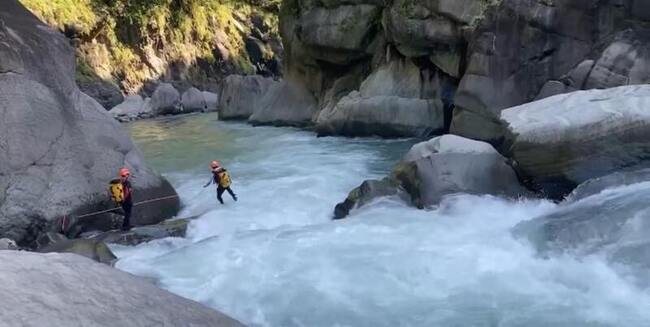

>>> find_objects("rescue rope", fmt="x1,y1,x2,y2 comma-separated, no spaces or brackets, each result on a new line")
60,194,180,232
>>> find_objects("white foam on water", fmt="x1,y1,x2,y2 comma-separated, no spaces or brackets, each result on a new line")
115,116,650,327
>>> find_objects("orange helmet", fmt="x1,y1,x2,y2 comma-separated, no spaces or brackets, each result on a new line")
119,167,130,177
210,160,221,169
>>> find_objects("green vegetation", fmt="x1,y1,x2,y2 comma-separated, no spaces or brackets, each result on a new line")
20,0,280,93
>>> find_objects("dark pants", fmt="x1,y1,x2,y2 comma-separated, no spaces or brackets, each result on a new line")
217,186,237,204
121,201,133,230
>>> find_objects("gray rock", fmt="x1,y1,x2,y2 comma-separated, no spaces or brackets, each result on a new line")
316,58,446,137
202,91,219,112
0,251,245,327
334,179,401,219
513,175,650,276
35,232,67,249
181,87,207,113
434,0,488,24
218,75,276,120
39,238,117,264
565,168,650,203
452,0,643,144
359,57,423,98
298,4,382,63
0,0,180,245
109,95,153,122
335,135,527,218
567,59,595,89
534,80,568,100
632,0,650,21
249,78,318,127
77,78,124,110
585,36,650,89
150,82,181,115
0,238,18,250
384,0,462,57
402,135,528,207
501,85,650,199
316,92,443,137
84,218,191,246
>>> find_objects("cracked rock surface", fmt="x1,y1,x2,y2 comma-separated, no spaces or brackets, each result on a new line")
0,0,180,245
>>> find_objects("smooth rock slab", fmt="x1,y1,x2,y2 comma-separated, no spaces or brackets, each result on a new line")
501,85,650,198
316,92,443,137
0,251,244,327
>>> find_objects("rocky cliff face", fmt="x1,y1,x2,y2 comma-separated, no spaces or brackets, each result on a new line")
279,0,650,139
0,0,179,245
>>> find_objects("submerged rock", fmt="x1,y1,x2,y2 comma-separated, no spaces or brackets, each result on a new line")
335,135,527,218
0,0,179,245
0,251,245,326
501,85,650,199
334,179,402,219
513,171,650,274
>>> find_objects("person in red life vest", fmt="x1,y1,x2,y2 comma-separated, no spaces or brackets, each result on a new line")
203,160,237,204
119,167,134,231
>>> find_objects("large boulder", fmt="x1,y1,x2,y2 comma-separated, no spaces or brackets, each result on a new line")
218,75,277,120
109,95,153,122
315,57,446,137
0,0,179,245
77,78,124,110
584,32,650,89
501,85,650,199
0,251,244,327
451,0,650,144
316,92,443,137
181,87,207,113
335,135,527,218
150,82,181,115
249,78,318,127
402,135,528,207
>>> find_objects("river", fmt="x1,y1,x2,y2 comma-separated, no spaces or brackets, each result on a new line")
112,113,650,327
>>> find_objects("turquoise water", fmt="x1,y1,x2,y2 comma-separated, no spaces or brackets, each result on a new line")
113,114,650,327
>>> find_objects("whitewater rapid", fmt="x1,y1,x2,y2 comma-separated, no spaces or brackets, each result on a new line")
113,114,650,327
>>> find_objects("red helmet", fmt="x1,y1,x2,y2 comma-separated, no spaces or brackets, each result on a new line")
119,167,130,177
210,160,221,169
